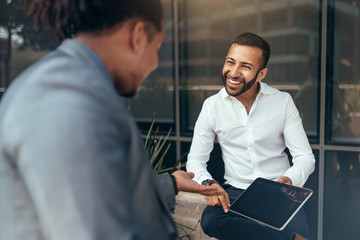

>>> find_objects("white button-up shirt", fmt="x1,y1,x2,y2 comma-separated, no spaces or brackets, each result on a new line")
186,82,315,189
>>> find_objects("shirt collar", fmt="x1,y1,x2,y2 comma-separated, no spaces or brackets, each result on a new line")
258,82,278,95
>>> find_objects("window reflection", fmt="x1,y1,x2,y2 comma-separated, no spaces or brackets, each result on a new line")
294,54,320,139
324,150,360,240
303,150,319,240
328,0,360,144
0,2,55,95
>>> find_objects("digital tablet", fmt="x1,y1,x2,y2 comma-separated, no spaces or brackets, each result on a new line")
229,177,313,231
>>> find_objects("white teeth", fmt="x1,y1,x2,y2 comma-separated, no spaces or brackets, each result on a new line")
229,79,240,84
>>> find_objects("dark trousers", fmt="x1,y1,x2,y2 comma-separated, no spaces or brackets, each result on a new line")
201,184,310,240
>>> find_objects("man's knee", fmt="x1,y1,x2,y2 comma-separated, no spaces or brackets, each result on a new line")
200,206,221,236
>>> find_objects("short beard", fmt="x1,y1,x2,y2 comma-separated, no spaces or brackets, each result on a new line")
222,71,260,97
113,82,137,98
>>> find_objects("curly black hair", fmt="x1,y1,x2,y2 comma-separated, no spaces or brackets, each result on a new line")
24,0,164,42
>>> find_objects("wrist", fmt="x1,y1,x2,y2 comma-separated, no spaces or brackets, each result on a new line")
170,174,178,195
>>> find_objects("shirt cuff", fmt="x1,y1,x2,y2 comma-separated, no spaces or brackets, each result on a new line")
282,167,306,187
156,173,176,213
170,174,178,195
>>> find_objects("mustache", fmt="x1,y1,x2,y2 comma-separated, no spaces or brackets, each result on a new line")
224,73,245,82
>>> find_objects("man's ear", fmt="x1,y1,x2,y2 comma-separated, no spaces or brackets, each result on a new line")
256,68,268,82
129,21,147,54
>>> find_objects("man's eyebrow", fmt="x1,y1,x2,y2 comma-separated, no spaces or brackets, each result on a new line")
242,61,254,67
225,57,254,67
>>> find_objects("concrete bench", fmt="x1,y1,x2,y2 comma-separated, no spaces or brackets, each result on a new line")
172,192,217,240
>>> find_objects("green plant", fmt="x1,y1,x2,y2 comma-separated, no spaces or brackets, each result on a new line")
144,117,186,174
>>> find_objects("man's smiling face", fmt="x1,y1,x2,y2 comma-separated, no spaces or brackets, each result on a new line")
221,44,264,98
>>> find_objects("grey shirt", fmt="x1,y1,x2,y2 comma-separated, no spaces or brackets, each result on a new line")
0,39,177,240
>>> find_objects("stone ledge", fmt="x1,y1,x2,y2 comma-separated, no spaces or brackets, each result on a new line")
172,192,217,240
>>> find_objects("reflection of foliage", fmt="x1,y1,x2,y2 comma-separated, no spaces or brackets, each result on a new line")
0,0,55,50
0,0,24,87
343,88,360,113
0,0,24,33
0,0,56,87
145,117,186,174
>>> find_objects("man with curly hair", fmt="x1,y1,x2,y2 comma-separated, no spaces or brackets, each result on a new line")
0,1,229,239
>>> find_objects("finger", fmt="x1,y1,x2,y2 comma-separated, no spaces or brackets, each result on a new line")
278,176,293,185
209,196,221,207
278,177,287,184
218,195,229,213
204,196,211,206
186,172,195,178
223,191,230,208
277,177,285,184
210,186,230,207
207,196,214,206
206,196,216,206
280,179,290,184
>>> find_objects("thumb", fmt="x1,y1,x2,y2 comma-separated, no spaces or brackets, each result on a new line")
278,177,285,183
186,172,195,178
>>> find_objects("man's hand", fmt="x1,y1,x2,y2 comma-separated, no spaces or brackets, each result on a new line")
172,171,230,212
277,176,293,185
204,184,229,213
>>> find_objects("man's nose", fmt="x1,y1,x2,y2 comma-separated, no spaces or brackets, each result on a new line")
229,65,241,78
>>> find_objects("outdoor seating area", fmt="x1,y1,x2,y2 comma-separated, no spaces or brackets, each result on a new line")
1,0,360,239
173,192,216,240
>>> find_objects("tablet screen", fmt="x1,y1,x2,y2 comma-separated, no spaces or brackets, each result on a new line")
229,178,312,231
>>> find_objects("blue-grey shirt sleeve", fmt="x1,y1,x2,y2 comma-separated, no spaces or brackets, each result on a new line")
0,39,178,240
156,173,176,213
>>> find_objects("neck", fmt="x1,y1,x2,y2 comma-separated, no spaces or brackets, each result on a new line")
235,82,260,102
74,23,136,83
236,82,260,115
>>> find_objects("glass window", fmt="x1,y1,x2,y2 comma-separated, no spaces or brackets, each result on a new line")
0,1,55,97
324,150,360,240
326,0,360,145
304,150,319,240
179,0,322,142
126,0,175,130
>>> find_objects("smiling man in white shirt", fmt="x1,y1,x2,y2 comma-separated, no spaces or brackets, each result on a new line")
186,32,315,240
